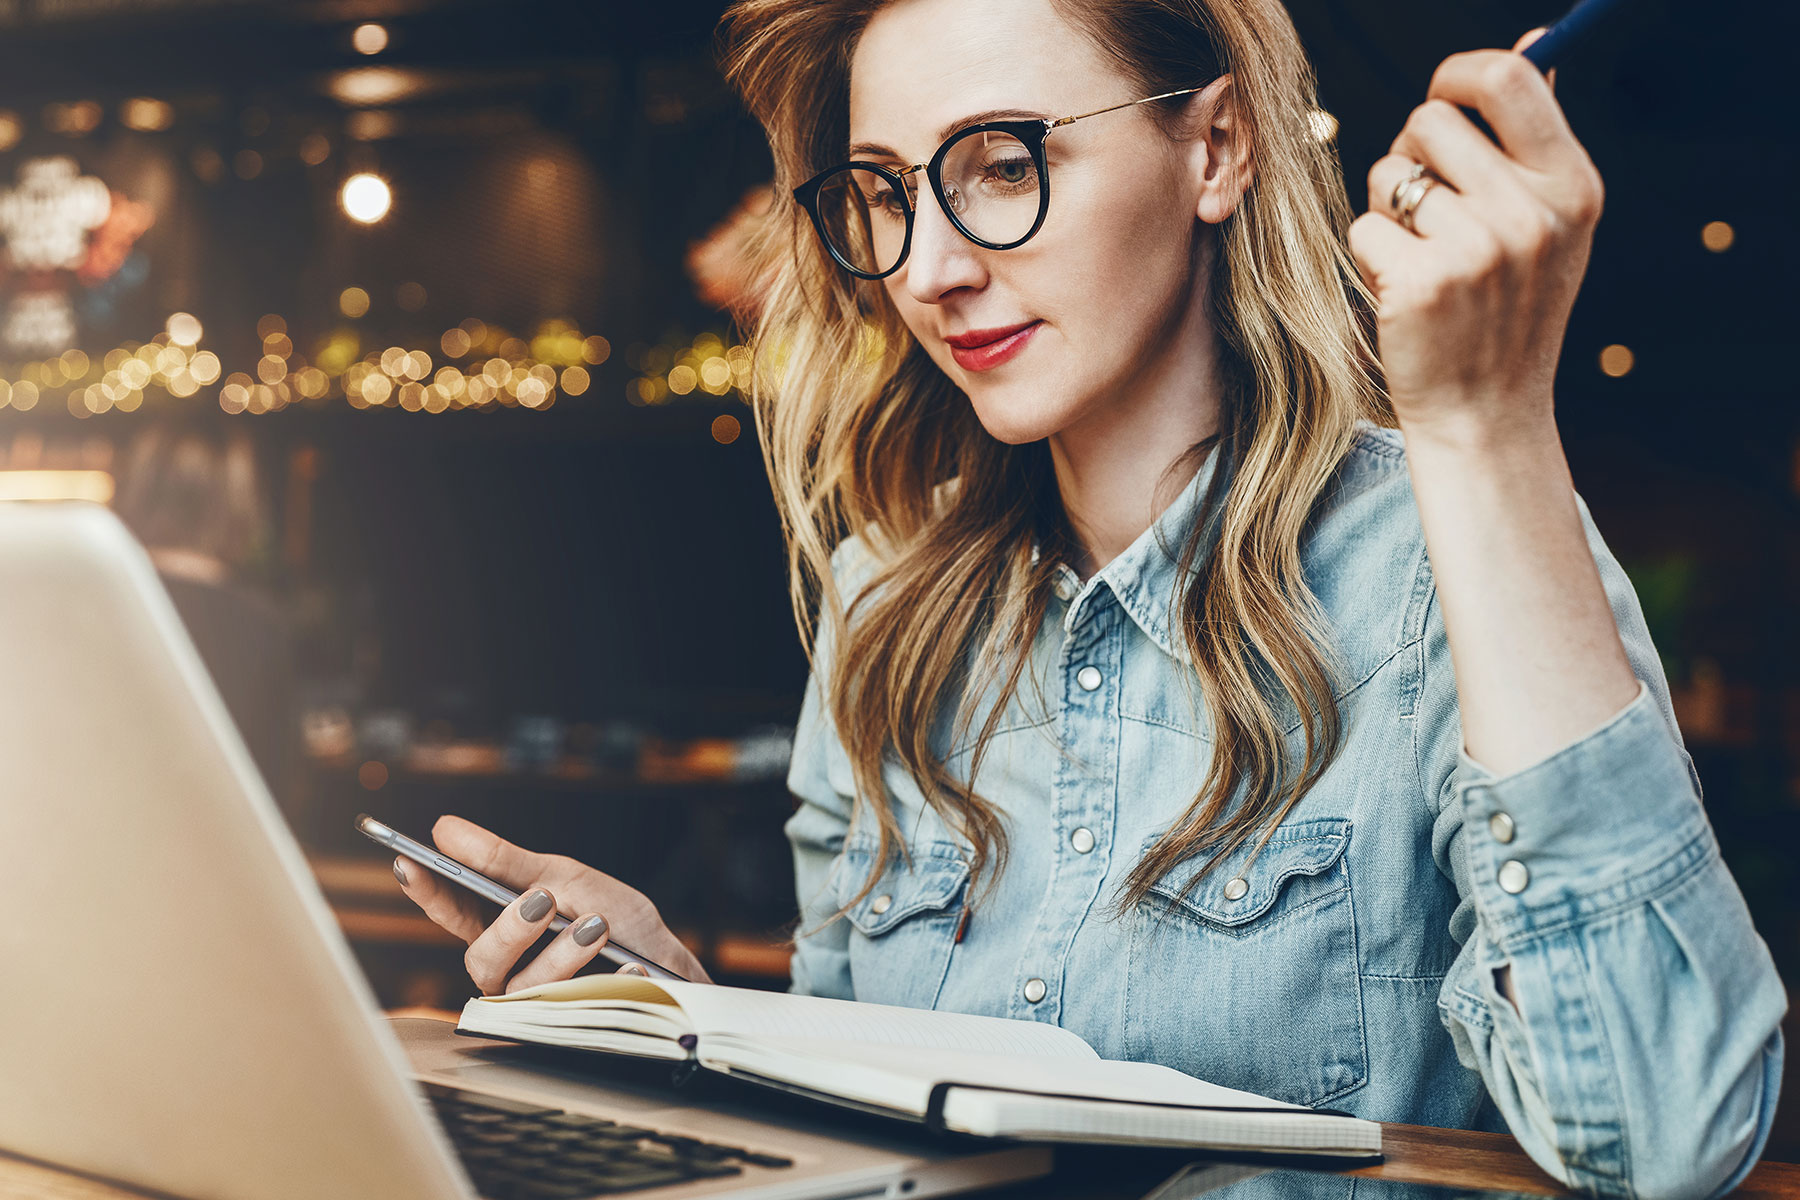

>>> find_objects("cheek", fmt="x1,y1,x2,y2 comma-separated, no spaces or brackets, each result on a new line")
1042,181,1198,342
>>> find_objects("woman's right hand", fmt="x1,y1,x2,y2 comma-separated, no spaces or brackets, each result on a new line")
394,815,712,994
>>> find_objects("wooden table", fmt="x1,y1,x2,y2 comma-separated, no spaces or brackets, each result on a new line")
6,1122,1798,1198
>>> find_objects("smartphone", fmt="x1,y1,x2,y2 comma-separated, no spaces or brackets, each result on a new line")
355,813,688,982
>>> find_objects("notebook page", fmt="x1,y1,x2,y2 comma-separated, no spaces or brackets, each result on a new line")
940,1092,1380,1154
662,980,1096,1059
478,975,1096,1059
711,1037,1293,1111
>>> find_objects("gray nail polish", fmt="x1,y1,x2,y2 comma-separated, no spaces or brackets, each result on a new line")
392,859,408,886
573,915,608,947
519,890,553,922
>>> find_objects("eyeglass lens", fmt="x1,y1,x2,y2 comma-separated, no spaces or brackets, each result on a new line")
814,128,1042,276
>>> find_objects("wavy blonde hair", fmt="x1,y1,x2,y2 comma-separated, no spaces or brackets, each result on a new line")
720,0,1389,913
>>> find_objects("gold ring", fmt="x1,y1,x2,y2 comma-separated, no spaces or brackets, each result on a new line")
1390,162,1428,218
1395,172,1442,235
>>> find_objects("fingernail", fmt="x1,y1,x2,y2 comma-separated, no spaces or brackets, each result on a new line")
573,915,608,947
519,889,553,922
621,963,648,977
392,858,408,886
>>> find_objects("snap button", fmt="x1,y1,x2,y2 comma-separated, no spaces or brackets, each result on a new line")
1488,811,1516,844
1022,977,1047,1004
1076,666,1103,692
1497,860,1529,894
1222,877,1249,902
870,894,893,915
1070,827,1095,854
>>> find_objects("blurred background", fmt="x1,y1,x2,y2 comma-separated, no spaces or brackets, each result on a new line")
0,0,1792,1150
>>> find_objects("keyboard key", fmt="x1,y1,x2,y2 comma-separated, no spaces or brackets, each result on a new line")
427,1087,775,1195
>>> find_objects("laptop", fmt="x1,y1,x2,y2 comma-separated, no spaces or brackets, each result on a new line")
0,503,1050,1200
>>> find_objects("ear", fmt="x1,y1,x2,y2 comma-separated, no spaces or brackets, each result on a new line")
1183,74,1255,226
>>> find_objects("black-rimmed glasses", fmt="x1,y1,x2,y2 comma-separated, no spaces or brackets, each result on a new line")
793,86,1210,281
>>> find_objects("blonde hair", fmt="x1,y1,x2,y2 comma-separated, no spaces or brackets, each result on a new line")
721,0,1389,913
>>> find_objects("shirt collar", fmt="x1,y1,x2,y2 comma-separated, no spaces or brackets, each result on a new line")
1059,441,1229,663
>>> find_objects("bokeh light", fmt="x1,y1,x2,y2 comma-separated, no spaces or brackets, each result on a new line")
340,173,392,223
352,22,389,55
120,98,174,132
1599,344,1635,378
165,313,203,345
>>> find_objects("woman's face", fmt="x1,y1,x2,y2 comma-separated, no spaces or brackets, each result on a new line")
847,0,1218,445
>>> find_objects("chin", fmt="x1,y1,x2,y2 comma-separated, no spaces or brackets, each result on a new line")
965,385,1075,446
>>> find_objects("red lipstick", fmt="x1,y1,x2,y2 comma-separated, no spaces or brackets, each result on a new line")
946,320,1041,373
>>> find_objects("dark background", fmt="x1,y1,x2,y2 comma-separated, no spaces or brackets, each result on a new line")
0,0,1792,1154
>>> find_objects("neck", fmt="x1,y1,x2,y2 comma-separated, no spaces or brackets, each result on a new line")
1049,280,1225,579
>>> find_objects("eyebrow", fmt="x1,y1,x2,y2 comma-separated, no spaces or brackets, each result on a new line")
847,107,1049,161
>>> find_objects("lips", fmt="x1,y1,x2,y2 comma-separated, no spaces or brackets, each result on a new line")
946,320,1042,372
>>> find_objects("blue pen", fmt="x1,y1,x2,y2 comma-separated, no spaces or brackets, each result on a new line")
1446,0,1632,144
1522,0,1635,73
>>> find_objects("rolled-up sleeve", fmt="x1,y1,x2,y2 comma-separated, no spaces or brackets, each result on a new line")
1420,501,1787,1199
785,653,854,999
784,537,882,1000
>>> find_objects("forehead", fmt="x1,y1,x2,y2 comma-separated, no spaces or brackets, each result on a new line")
847,0,1122,155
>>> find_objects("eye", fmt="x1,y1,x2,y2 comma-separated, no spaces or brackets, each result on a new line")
989,157,1034,186
862,186,907,216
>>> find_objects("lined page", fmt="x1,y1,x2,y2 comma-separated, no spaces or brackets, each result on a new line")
718,1039,1293,1110
663,980,1097,1059
486,976,1096,1059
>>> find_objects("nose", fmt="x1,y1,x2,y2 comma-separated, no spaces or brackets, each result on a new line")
900,181,986,306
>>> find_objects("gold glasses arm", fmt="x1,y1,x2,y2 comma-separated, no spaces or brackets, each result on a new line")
1048,85,1207,129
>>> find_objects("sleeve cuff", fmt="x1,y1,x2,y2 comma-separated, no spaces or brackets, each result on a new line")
1453,681,1713,935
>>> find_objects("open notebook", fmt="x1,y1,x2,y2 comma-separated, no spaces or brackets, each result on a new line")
457,977,1380,1158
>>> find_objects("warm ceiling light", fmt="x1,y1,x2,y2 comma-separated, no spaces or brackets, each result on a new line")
329,67,419,107
44,100,102,136
340,173,392,223
352,22,389,55
0,471,114,504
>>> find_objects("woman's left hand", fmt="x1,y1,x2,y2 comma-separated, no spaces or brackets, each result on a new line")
1348,31,1605,452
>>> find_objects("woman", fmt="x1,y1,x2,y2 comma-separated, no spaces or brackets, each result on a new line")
398,1,1785,1193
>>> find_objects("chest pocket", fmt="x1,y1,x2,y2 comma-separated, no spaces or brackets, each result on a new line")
838,836,970,1012
1123,817,1367,1107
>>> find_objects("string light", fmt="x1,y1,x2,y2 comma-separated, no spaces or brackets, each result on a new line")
626,331,757,414
1701,221,1735,253
0,316,626,418
1599,344,1635,378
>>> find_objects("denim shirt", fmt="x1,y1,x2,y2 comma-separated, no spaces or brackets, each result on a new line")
784,424,1785,1199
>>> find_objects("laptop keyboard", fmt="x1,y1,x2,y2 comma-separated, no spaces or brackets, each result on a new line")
424,1083,795,1198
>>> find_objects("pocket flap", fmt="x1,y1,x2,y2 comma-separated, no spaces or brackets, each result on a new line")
1145,817,1351,928
839,839,971,937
